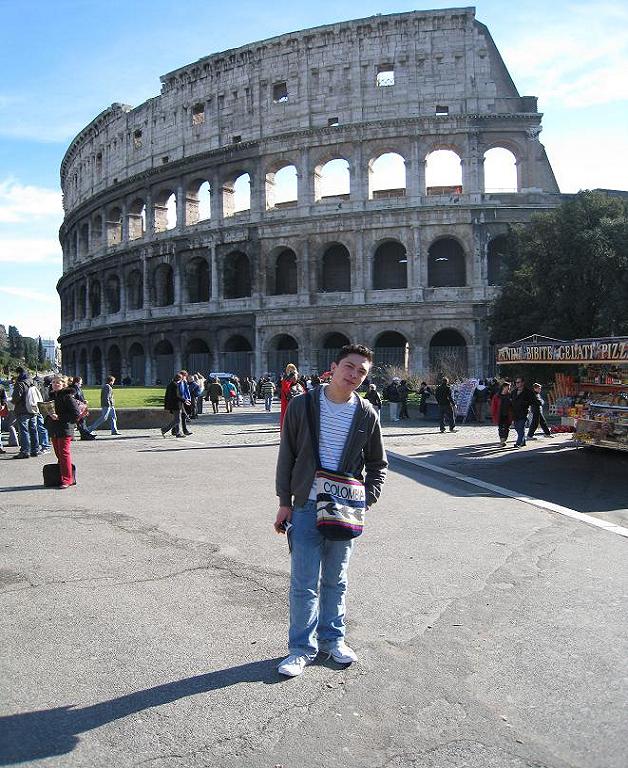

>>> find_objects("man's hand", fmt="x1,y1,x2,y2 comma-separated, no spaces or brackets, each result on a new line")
274,505,292,534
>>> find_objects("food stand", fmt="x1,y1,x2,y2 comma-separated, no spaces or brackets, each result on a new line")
496,335,628,452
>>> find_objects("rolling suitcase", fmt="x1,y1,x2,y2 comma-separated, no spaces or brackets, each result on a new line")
43,463,77,487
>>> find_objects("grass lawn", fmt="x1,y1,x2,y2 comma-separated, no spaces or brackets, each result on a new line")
82,387,164,409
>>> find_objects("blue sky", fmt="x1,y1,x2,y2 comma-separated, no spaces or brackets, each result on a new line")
1,0,626,341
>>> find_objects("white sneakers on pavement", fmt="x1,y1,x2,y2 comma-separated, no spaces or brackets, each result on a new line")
278,644,359,677
325,643,358,664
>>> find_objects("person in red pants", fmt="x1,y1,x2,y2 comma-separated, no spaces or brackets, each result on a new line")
46,375,81,488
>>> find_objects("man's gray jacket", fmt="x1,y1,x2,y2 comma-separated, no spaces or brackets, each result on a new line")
276,387,387,509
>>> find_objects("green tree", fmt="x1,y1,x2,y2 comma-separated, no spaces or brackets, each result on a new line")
37,336,47,368
23,337,38,369
7,325,23,359
489,191,628,342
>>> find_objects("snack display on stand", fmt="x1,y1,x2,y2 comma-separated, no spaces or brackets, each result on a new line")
574,391,628,452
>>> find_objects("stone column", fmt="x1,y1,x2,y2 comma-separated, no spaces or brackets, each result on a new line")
142,254,151,311
462,132,483,195
209,244,219,302
250,163,265,219
176,180,186,230
121,201,129,243
350,143,367,203
144,191,155,236
210,175,223,225
144,349,153,386
298,147,315,211
353,231,366,301
254,325,265,376
406,140,422,199
119,264,127,316
298,239,310,297
173,257,182,307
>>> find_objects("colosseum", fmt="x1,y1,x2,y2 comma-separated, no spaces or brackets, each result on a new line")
58,7,562,384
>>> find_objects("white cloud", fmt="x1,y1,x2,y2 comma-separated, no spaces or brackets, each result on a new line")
544,128,628,192
0,286,58,305
0,238,62,264
0,179,63,223
503,3,628,108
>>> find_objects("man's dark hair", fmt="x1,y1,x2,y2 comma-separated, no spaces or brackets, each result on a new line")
15,366,25,375
106,375,115,384
334,344,374,364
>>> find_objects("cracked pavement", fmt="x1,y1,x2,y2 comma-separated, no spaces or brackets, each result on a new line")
0,408,626,767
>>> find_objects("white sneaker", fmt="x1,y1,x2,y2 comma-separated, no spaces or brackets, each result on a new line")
326,643,358,664
278,654,311,677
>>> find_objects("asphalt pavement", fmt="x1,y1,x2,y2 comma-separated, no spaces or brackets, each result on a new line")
1,406,626,768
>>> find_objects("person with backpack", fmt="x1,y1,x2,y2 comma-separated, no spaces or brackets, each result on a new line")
45,374,82,488
11,366,40,459
434,376,457,433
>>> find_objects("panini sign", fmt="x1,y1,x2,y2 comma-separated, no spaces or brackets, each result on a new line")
497,338,628,365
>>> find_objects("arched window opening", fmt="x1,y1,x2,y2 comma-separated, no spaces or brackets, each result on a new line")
153,264,174,306
425,150,462,195
223,251,251,298
107,345,122,381
429,329,468,379
89,281,102,318
185,180,211,225
222,335,253,378
129,342,145,385
374,331,409,371
428,239,466,287
266,165,298,209
315,159,350,202
128,198,147,240
487,235,509,286
185,338,210,374
65,289,75,322
223,173,251,217
78,223,89,257
106,207,122,247
369,153,406,199
127,270,143,310
154,339,174,385
79,349,88,383
373,241,408,290
91,347,103,385
106,274,121,314
484,148,518,193
185,256,210,303
91,215,103,249
76,284,86,319
318,332,351,372
268,334,298,376
154,190,176,233
274,249,297,295
321,243,351,292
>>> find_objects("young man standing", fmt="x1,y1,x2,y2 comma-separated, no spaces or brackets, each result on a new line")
274,344,388,677
510,376,537,447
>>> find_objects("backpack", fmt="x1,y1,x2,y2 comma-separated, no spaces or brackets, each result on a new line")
25,385,42,414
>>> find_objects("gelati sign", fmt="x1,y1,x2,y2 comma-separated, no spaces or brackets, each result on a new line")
497,337,628,364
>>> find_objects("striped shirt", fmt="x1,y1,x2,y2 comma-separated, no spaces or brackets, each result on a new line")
309,386,358,500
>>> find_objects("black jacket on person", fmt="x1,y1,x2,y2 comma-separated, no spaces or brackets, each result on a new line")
365,389,382,409
510,386,537,420
45,386,82,438
164,381,183,412
434,382,455,408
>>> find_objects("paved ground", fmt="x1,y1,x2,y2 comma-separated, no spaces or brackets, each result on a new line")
1,406,627,768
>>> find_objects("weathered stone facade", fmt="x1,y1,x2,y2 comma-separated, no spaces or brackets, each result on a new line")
58,8,562,383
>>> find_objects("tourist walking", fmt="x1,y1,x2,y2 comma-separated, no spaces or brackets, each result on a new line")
261,377,275,411
434,376,457,433
71,376,95,440
11,366,40,459
274,344,388,677
161,373,186,437
383,378,401,422
473,379,489,422
45,375,82,488
398,379,412,420
280,364,304,430
364,383,382,417
417,381,432,419
491,381,513,447
88,376,120,435
207,377,223,414
222,378,236,413
177,372,193,433
0,383,8,454
510,376,537,447
527,383,554,439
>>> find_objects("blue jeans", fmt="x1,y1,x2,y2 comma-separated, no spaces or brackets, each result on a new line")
288,500,354,658
513,418,527,446
264,395,273,411
16,413,40,456
36,413,50,449
90,406,118,433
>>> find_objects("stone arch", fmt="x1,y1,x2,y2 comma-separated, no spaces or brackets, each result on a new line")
128,342,146,385
154,339,175,385
154,189,177,232
185,338,210,374
127,269,143,310
91,213,103,249
222,334,253,378
425,148,463,195
372,240,408,290
266,164,298,209
223,250,251,299
76,283,86,319
368,152,407,199
91,346,103,385
89,280,102,317
106,206,122,246
429,329,468,379
105,274,121,314
78,222,89,257
318,332,351,372
315,158,350,202
185,256,210,303
127,197,147,240
374,331,409,371
268,333,299,375
321,242,351,292
79,348,88,383
272,248,298,295
107,344,122,381
487,235,509,286
185,178,211,225
153,263,174,306
223,172,251,217
65,288,75,322
428,238,467,287
484,147,518,193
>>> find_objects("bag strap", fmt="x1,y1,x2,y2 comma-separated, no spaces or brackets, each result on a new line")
304,391,322,471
